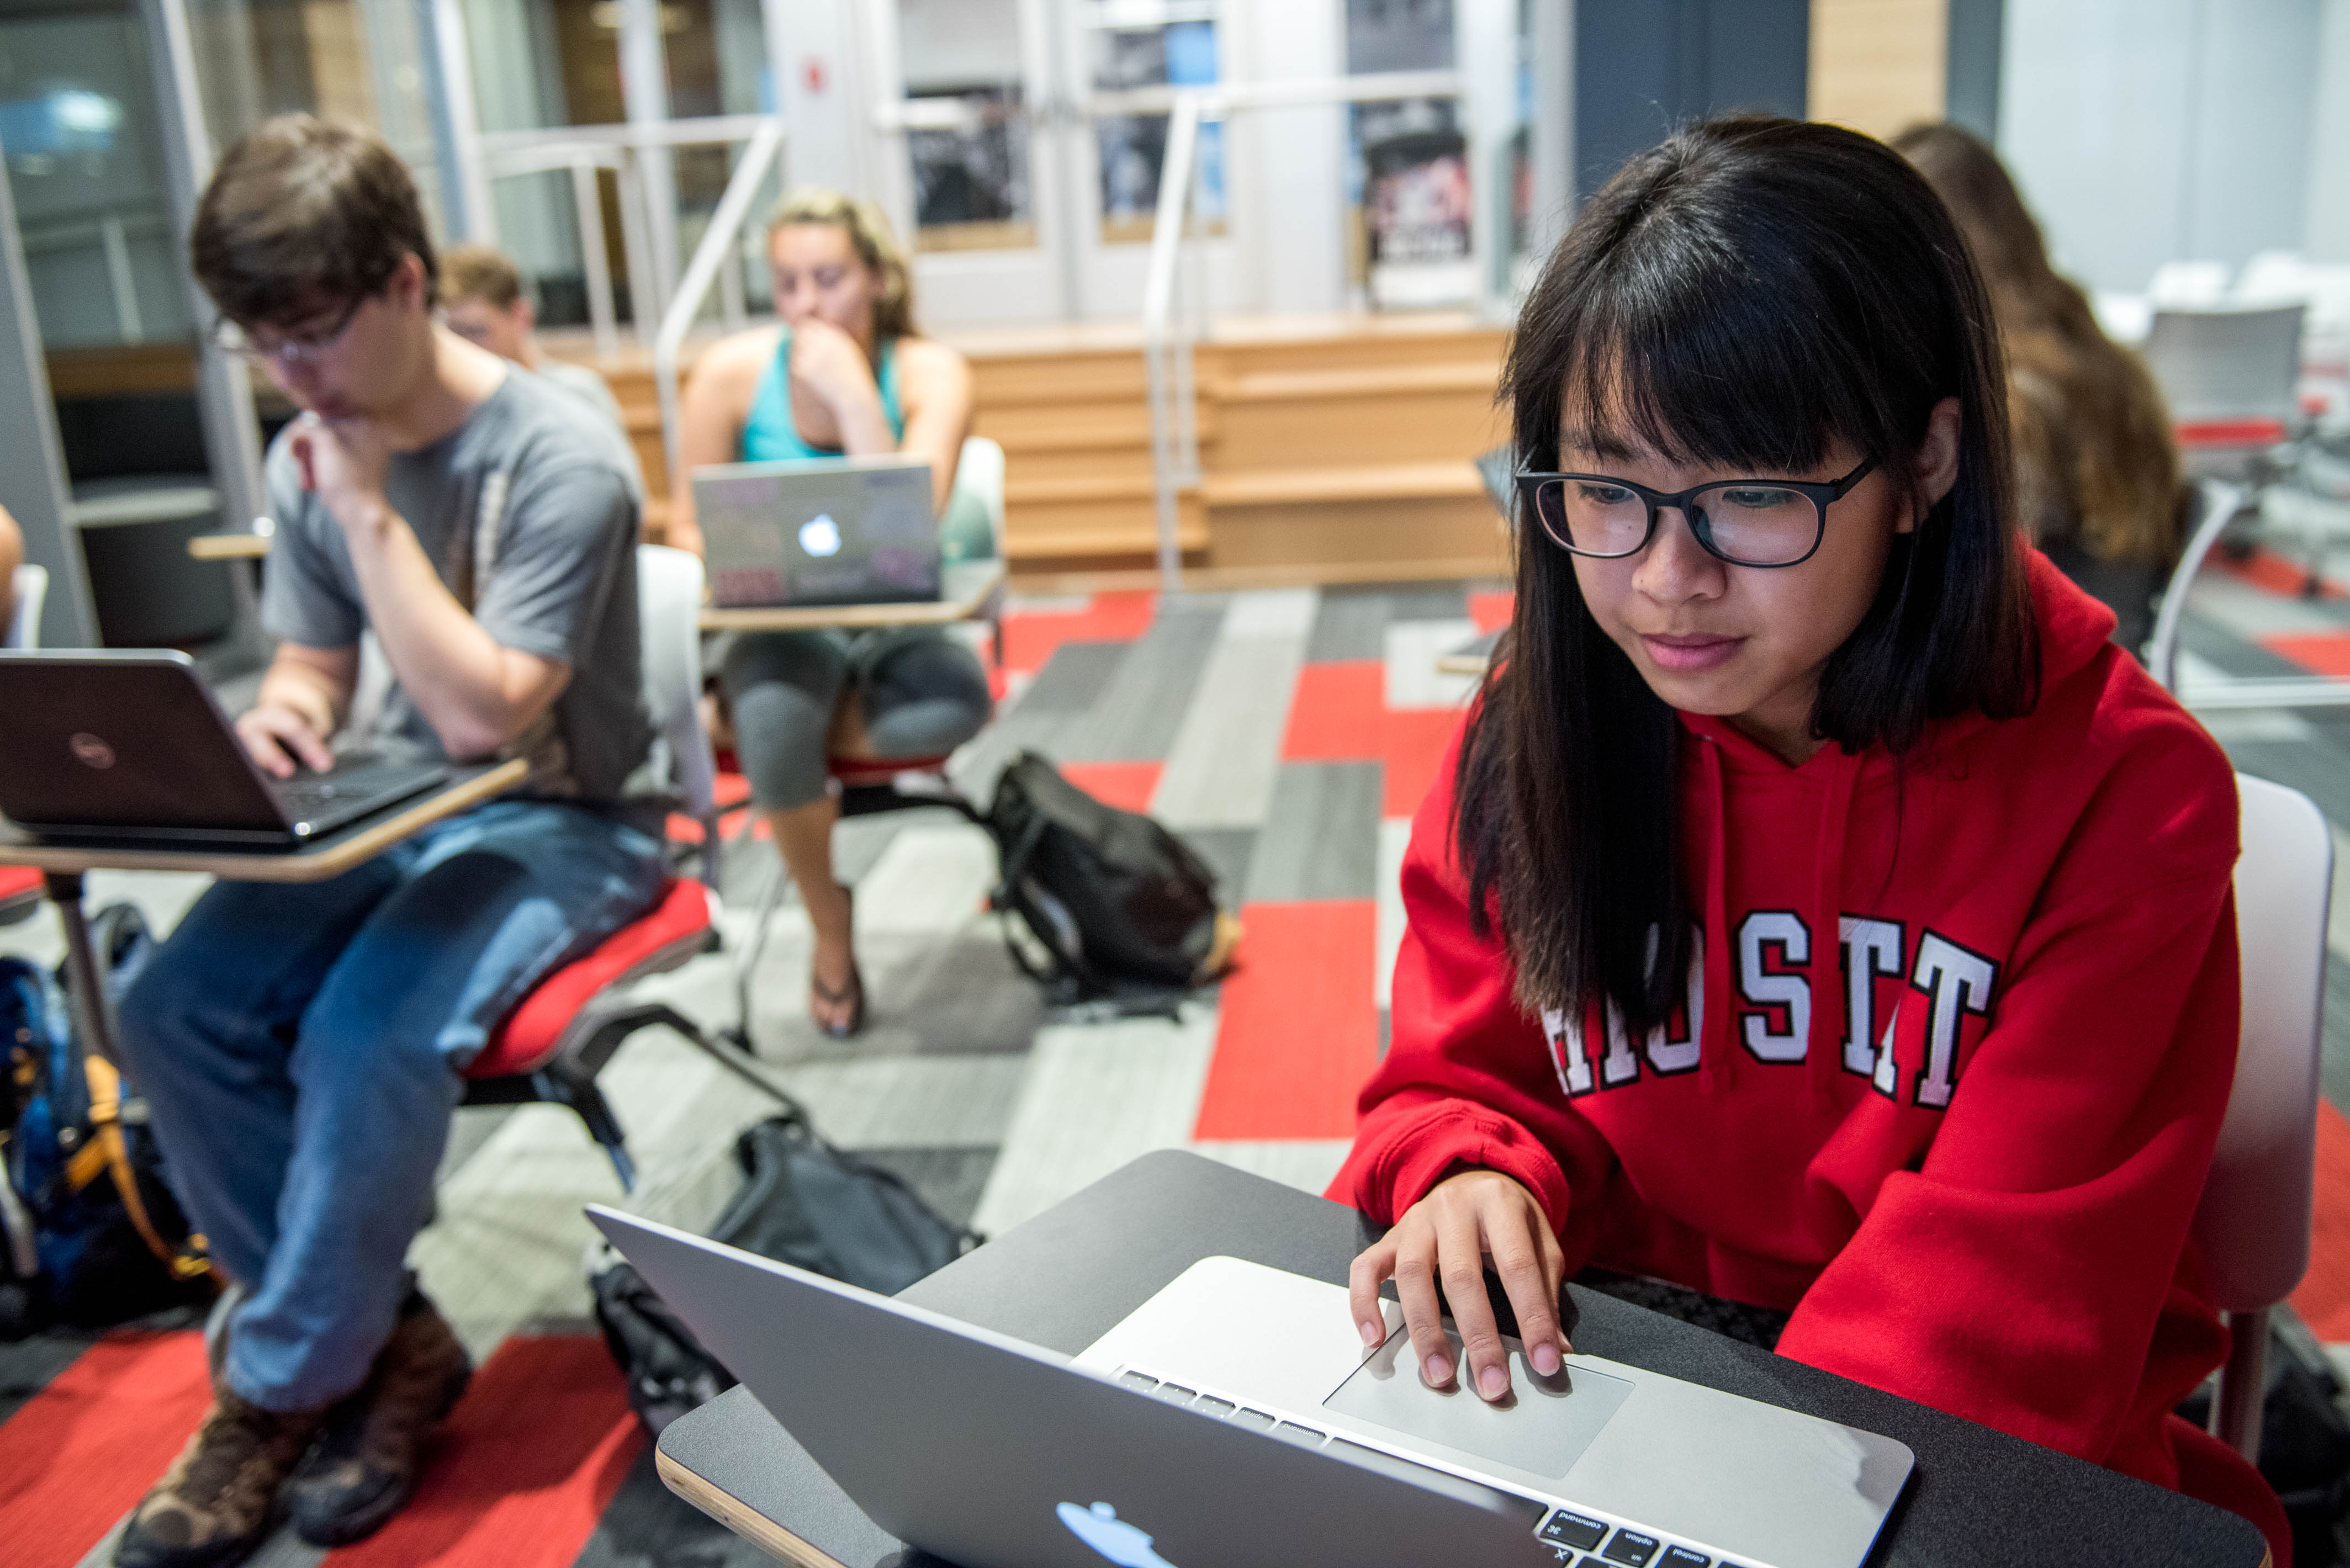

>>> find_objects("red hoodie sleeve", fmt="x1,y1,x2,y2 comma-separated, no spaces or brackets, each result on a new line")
1328,723,1622,1262
1774,732,2241,1469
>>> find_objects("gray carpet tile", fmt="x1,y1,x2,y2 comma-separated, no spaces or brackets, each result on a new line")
950,641,1132,796
1180,829,1257,905
1055,596,1229,764
1245,761,1384,903
1306,589,1391,663
2323,953,2350,1116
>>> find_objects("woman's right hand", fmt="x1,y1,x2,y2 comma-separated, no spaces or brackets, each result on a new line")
1347,1168,1571,1403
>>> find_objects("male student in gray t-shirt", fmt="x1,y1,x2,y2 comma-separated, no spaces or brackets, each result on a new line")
110,117,669,1568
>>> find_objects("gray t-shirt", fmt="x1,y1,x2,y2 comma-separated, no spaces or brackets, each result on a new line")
261,369,654,810
534,358,644,493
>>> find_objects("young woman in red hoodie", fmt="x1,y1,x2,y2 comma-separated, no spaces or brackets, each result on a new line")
1333,116,2284,1557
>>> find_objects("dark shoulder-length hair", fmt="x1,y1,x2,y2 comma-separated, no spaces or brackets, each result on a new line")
1462,115,2037,1032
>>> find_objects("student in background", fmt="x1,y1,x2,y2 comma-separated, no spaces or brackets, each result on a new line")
1336,117,2284,1563
670,189,988,1038
110,118,664,1568
0,504,19,627
440,243,635,448
1896,122,2184,653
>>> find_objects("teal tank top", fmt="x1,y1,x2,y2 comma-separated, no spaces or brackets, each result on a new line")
740,330,904,461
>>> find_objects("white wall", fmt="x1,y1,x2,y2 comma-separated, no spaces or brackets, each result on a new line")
2306,0,2350,261
1999,0,2322,294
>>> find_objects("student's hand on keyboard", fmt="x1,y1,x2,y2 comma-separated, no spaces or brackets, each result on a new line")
1348,1168,1571,1406
237,701,335,778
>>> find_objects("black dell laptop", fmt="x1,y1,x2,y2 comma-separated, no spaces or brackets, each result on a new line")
0,651,450,846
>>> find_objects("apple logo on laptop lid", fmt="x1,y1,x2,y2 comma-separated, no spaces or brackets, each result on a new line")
1056,1501,1180,1567
799,513,843,557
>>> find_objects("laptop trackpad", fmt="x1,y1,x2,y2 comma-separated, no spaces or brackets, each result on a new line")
1323,1329,1634,1479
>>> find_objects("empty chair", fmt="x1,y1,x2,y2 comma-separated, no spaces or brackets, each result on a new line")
2141,306,2307,481
2149,259,2233,309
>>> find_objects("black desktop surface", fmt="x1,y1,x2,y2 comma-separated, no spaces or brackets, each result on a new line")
655,1151,2267,1568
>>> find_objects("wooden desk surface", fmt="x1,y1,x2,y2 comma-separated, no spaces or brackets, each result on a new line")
188,532,272,560
0,760,528,882
655,1152,2269,1568
698,559,1003,632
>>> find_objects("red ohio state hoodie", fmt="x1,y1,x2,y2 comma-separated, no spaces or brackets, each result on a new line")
1332,554,2277,1538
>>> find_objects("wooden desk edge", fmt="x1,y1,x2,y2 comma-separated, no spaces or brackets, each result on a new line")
657,1447,850,1568
188,534,272,560
698,561,1005,632
0,759,530,881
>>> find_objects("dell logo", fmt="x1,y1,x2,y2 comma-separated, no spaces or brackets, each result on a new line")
1056,1501,1180,1567
69,732,115,770
799,513,843,557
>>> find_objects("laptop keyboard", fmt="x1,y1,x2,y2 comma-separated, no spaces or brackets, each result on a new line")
1115,1366,1756,1568
270,754,447,823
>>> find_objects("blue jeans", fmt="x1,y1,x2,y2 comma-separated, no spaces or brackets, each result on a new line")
117,800,668,1412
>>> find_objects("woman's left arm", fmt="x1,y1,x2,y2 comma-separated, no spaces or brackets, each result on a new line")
892,338,976,517
1775,742,2241,1470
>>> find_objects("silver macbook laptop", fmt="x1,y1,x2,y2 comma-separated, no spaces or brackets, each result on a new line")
692,454,940,609
591,1207,1912,1568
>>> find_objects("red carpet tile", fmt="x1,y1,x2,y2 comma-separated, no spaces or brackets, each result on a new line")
0,1329,213,1568
1282,661,1386,759
1383,708,1463,819
1468,590,1515,635
2289,1100,2350,1342
1281,661,1464,817
2261,631,2350,680
1194,900,1379,1141
1001,591,1157,676
2213,546,2348,601
1058,761,1164,813
325,1336,639,1568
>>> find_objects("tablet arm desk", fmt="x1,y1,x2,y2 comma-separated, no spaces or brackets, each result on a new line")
0,760,528,1068
655,1151,2269,1568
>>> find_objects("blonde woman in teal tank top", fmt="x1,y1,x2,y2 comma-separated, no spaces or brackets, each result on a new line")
673,189,987,1037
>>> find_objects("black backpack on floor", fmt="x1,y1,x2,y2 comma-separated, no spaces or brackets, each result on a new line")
591,1099,978,1435
983,750,1235,1009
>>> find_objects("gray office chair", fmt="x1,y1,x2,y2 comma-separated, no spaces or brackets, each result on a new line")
2142,305,2306,455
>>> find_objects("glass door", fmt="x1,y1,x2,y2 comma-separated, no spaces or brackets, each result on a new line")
864,0,1071,327
1058,0,1242,321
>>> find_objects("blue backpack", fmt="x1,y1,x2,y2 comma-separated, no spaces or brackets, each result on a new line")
1,903,211,1337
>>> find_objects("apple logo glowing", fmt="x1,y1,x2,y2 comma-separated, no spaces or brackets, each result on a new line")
799,513,843,557
1056,1501,1181,1566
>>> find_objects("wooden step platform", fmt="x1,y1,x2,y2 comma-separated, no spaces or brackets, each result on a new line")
543,309,1515,585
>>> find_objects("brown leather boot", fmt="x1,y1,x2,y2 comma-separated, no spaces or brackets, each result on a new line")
282,1291,473,1546
115,1391,325,1568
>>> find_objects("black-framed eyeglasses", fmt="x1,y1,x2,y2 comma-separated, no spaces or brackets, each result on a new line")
1516,457,1878,569
209,292,372,367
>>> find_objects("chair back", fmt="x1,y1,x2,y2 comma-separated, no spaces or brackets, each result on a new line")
943,434,1005,561
6,564,47,649
2142,305,2306,425
637,544,717,832
2190,774,2332,1313
2150,259,2232,308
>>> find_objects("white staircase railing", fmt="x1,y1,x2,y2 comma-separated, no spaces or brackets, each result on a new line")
1140,70,1469,592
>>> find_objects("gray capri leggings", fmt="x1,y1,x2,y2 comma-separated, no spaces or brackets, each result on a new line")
719,627,992,810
